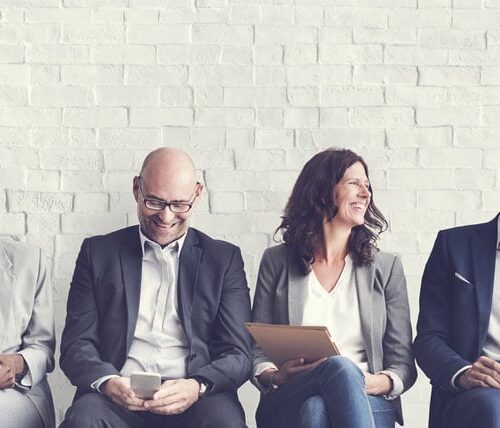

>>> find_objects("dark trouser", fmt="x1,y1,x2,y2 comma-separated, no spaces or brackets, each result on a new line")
60,391,246,428
443,387,500,428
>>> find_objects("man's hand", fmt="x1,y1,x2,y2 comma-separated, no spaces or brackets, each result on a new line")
0,354,25,389
143,378,199,415
259,358,327,387
457,356,500,390
364,373,392,396
102,377,145,411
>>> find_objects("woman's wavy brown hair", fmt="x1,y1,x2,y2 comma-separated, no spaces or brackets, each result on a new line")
275,148,387,274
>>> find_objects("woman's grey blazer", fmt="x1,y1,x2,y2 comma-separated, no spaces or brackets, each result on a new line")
0,238,55,428
251,244,417,425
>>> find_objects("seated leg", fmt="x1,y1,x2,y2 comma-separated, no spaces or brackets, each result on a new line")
0,388,43,428
257,356,374,428
60,392,150,428
367,396,396,428
174,391,246,428
443,387,500,428
299,396,330,428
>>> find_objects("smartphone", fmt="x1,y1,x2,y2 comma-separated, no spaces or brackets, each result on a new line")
130,372,161,399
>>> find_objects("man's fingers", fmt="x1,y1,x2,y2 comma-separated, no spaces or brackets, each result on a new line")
471,365,500,386
477,356,500,371
149,402,185,415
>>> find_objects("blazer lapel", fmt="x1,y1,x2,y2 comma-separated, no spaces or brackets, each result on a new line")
120,229,143,352
0,243,15,348
354,262,375,371
472,216,498,351
177,228,202,339
287,254,308,325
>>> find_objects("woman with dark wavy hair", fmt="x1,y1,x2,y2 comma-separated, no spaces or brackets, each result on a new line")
251,148,416,428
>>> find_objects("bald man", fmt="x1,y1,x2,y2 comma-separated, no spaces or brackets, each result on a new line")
60,148,252,428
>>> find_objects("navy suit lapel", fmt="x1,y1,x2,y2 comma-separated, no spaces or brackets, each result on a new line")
472,216,498,351
178,228,202,340
120,228,143,352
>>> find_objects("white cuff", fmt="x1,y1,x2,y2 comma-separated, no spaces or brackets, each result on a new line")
91,375,120,393
379,370,404,400
451,365,472,389
253,362,278,393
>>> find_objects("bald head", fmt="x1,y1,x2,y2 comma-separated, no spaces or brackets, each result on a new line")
134,147,202,246
140,147,197,183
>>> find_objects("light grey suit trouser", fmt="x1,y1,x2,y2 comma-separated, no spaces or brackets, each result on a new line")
0,388,43,428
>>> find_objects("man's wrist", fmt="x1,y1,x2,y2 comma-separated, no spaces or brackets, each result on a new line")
188,376,211,398
456,369,469,389
15,354,27,378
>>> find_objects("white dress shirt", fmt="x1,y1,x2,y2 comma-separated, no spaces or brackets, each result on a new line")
481,215,500,360
92,228,189,390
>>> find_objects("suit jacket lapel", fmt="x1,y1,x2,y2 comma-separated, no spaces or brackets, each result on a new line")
120,228,143,352
355,262,375,371
177,228,202,339
473,216,498,350
0,244,15,349
287,253,308,325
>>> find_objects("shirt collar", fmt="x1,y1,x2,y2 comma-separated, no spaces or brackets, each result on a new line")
138,226,187,257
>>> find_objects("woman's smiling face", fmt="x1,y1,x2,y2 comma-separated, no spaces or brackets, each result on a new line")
332,161,371,229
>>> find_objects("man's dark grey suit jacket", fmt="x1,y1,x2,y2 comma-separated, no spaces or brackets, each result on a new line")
60,226,252,402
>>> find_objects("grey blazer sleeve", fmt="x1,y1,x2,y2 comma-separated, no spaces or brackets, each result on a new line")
380,255,417,392
18,248,55,386
250,248,279,391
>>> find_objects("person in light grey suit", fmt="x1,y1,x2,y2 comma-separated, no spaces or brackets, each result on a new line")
251,148,416,428
0,238,55,428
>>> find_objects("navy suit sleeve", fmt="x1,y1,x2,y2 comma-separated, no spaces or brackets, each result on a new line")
189,246,252,392
413,231,471,391
60,238,120,389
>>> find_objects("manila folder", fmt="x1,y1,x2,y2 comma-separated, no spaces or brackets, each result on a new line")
246,322,340,366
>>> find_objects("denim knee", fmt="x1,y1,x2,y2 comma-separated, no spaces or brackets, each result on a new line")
299,396,329,428
319,356,364,383
300,395,326,416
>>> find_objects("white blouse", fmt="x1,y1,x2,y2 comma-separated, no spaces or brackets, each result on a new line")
302,255,369,372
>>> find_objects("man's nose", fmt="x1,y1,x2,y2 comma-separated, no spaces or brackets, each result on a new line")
158,205,175,223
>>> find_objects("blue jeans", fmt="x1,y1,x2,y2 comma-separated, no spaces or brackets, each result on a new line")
299,395,396,428
256,356,384,428
443,387,500,428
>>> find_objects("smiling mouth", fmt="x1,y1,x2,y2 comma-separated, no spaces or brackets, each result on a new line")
350,202,366,211
151,218,176,229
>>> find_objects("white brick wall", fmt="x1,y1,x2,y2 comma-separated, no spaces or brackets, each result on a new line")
0,1,498,426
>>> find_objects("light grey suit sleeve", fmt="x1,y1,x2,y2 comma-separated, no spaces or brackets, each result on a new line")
251,248,279,392
380,255,417,392
18,248,55,387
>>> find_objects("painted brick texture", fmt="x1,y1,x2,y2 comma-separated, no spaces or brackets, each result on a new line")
0,1,499,426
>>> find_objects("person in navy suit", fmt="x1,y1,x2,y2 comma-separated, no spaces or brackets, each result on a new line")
60,147,252,428
414,213,500,428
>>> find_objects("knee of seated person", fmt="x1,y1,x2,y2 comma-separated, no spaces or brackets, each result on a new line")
470,391,500,421
199,411,245,428
299,396,327,418
62,394,108,428
320,356,362,378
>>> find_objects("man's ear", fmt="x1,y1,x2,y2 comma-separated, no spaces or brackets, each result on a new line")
196,182,204,198
132,176,139,202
